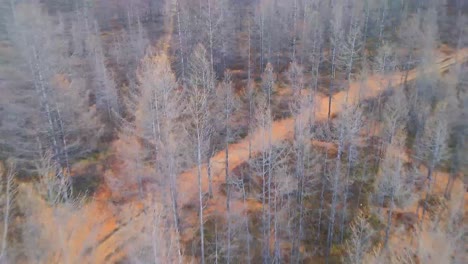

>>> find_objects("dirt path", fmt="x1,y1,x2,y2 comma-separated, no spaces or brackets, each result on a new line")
77,48,468,263
176,48,468,245
38,43,467,263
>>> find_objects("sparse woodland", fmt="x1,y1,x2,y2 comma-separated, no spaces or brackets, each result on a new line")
0,0,466,263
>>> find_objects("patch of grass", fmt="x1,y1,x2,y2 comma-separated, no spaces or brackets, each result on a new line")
367,213,384,230
71,174,101,198
236,129,248,140
188,216,230,262
418,194,444,217
330,244,346,258
70,150,110,198
75,150,110,166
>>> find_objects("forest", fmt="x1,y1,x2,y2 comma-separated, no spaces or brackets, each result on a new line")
0,0,467,263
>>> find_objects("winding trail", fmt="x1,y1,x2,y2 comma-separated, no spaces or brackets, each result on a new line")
87,48,468,263
40,27,468,264
176,48,468,245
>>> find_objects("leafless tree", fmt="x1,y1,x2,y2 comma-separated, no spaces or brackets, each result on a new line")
344,212,374,264
338,103,364,243
125,197,182,264
262,63,275,111
215,71,238,262
133,51,185,262
382,88,408,145
444,56,467,199
251,92,273,262
186,44,216,264
90,21,120,119
8,2,101,189
336,3,363,88
173,0,186,83
327,0,345,122
326,102,362,261
377,132,412,247
0,161,17,263
416,103,449,219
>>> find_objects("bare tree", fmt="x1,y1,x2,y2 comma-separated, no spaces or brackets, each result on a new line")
173,0,187,83
133,51,185,262
186,44,215,264
416,103,449,219
382,88,408,145
326,102,362,262
216,71,238,262
344,212,374,264
255,0,292,71
327,0,345,122
8,2,101,188
0,161,17,263
262,63,275,111
377,132,412,247
251,92,273,262
91,20,120,119
34,151,71,205
336,4,363,89
287,61,305,261
246,17,254,164
444,59,468,199
339,102,364,243
125,198,182,264
302,0,324,113
188,44,219,199
397,13,424,87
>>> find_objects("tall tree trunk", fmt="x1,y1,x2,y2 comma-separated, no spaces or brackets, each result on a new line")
421,166,434,220
196,125,205,264
316,146,329,242
0,167,13,261
291,0,298,61
326,131,344,263
328,46,336,123
378,2,387,44
260,111,271,263
260,12,265,72
207,0,215,75
239,181,251,264
175,0,186,84
444,173,455,199
30,46,66,190
247,19,253,169
169,154,183,264
339,145,354,243
207,152,213,198
384,191,394,247
225,85,231,263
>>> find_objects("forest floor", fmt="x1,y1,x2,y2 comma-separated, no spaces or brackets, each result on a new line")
375,142,466,263
385,169,466,263
22,27,468,263
82,47,467,263
174,46,468,248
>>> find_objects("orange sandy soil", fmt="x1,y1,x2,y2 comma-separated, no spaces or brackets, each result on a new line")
21,45,468,263
382,168,466,264
175,47,468,245
356,124,466,263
